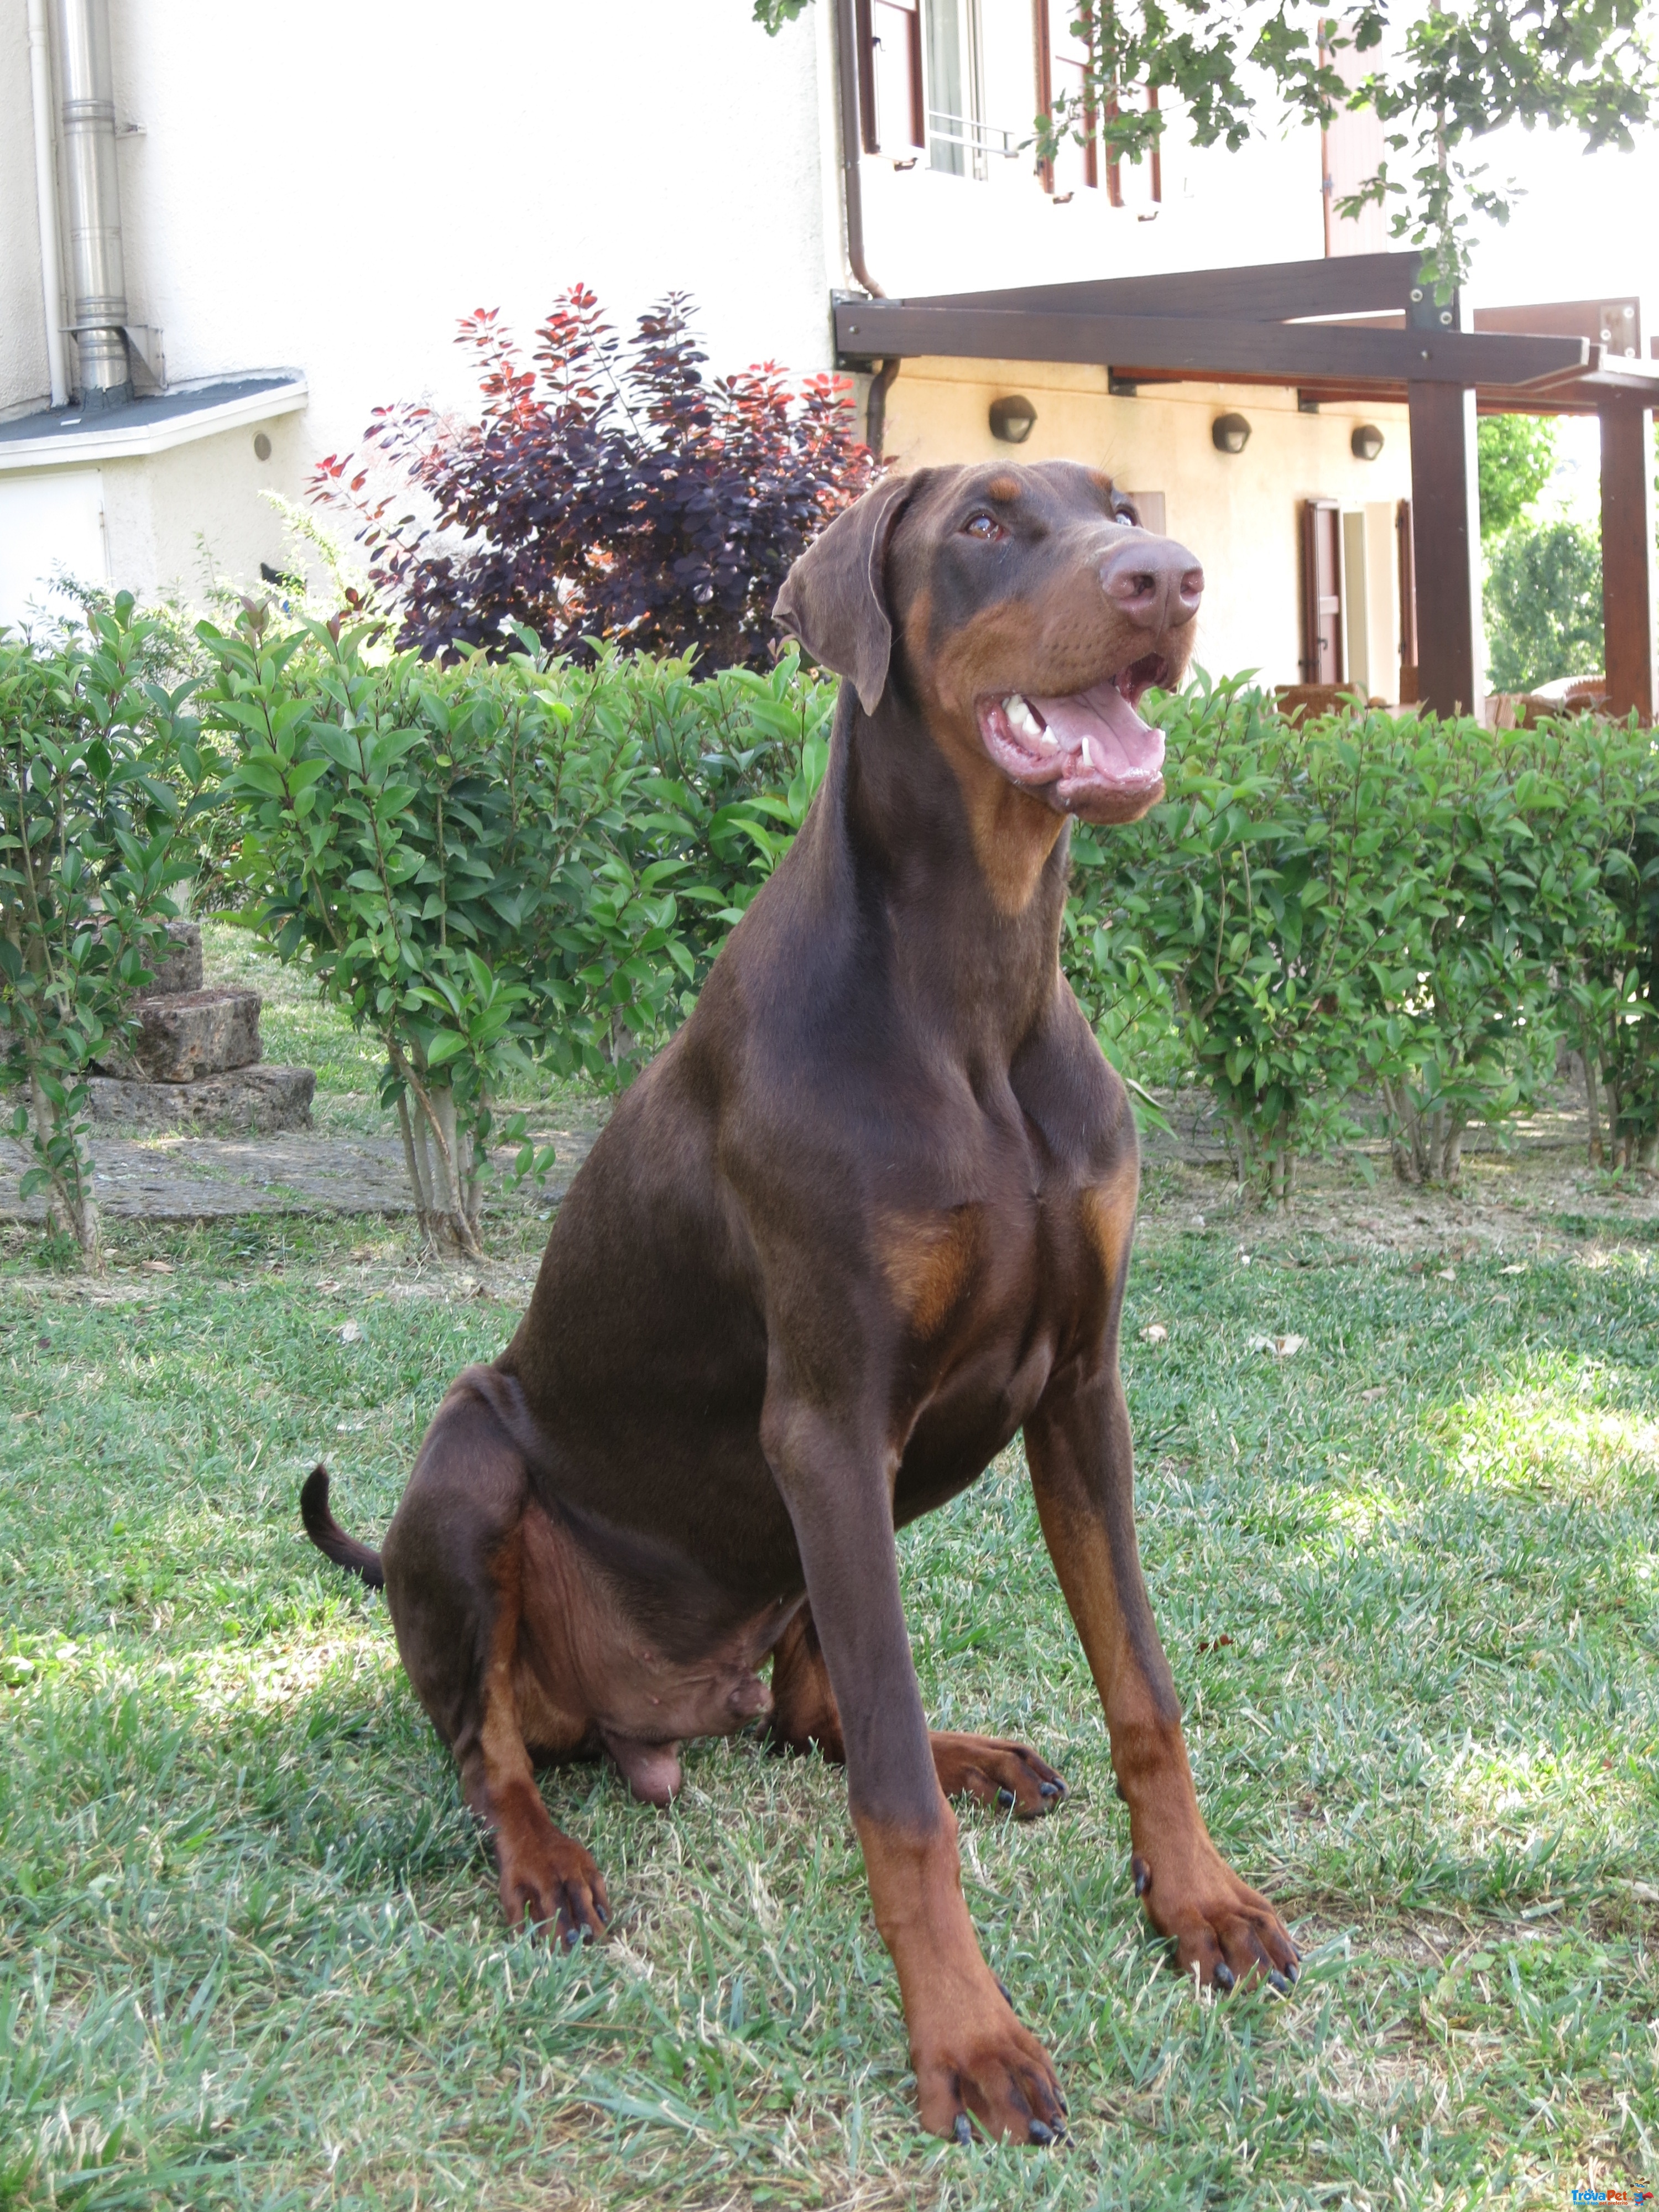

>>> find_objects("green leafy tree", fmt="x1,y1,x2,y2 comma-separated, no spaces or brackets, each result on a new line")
1484,518,1603,691
1478,415,1558,541
0,598,208,1270
755,1,1658,292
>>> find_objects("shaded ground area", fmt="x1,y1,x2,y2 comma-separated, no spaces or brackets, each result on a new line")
7,925,1655,1255
0,1119,601,1225
1139,1078,1659,1259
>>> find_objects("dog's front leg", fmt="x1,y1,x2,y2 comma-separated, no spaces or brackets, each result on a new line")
761,1392,1066,2146
1025,1361,1300,1992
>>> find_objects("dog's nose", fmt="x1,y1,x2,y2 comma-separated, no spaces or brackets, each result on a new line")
1100,536,1204,630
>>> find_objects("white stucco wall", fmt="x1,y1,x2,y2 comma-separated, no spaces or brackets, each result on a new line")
857,60,1325,299
881,358,1413,690
1,1,53,418
96,1,837,466
1,0,841,602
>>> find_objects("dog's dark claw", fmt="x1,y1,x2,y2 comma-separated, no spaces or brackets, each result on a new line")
1039,1780,1062,1799
995,1976,1014,2007
953,2113,973,2147
1213,1959,1235,1991
1268,1968,1291,1995
1131,1854,1152,1898
1029,2120,1056,2146
997,1787,1017,1810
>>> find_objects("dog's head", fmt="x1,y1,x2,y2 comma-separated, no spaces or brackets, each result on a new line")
774,461,1202,828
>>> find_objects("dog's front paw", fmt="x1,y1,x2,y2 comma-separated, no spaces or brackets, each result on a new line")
911,1974,1068,2146
930,1732,1067,1819
1130,1834,1297,1992
498,1826,612,1948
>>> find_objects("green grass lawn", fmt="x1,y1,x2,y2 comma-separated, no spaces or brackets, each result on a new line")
2,1206,1656,2209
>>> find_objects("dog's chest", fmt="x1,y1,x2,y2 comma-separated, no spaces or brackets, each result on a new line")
878,1132,1126,1425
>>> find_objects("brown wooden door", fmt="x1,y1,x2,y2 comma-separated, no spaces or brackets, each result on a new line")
1301,499,1343,684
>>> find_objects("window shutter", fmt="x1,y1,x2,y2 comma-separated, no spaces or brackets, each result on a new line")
1300,499,1344,685
869,0,925,154
1035,1,1098,194
1106,86,1161,209
1396,498,1418,703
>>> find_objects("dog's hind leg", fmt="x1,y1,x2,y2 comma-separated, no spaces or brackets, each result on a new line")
770,1606,1067,1820
381,1374,609,1944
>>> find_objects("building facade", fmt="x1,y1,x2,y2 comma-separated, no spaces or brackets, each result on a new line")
0,0,1439,691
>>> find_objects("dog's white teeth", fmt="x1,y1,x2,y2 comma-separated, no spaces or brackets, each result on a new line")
1039,729,1058,751
1081,735,1097,770
1004,693,1042,740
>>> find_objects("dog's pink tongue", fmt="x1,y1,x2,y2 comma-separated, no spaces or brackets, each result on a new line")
1031,681,1165,781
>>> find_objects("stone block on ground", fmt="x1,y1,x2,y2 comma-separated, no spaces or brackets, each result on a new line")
148,919,204,997
97,987,262,1083
85,1064,314,1136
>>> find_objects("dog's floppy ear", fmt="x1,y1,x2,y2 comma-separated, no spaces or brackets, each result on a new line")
773,472,920,715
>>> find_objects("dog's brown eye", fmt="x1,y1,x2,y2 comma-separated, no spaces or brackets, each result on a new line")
963,513,1006,541
1115,502,1142,529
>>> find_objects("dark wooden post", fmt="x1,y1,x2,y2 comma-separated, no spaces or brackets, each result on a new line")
1407,382,1483,718
1599,398,1657,722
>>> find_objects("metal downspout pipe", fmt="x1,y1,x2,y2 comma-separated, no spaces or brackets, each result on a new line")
27,0,70,409
833,0,883,299
832,0,900,456
53,0,132,411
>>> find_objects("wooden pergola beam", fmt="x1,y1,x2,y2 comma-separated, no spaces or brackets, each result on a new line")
1600,398,1657,722
919,249,1425,324
833,300,1588,388
1408,384,1483,719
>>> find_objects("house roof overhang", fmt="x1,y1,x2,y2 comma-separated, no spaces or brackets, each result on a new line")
832,251,1659,417
0,372,309,472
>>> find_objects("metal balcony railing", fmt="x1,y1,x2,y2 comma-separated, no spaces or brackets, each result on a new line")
927,111,1019,158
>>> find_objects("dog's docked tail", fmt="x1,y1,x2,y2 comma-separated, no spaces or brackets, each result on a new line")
299,1465,385,1590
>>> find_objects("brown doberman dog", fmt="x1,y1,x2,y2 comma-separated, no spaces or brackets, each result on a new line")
301,459,1299,2145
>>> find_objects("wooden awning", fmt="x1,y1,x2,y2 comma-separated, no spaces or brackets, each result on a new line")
834,252,1658,720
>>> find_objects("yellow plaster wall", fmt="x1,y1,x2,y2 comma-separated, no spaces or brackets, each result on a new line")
879,359,1414,694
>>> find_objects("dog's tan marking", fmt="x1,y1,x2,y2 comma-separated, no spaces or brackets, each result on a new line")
1078,1157,1139,1284
857,1796,1065,2141
877,1207,984,1337
987,474,1021,504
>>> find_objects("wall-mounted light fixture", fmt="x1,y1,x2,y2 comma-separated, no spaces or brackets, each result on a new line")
989,394,1037,444
1212,412,1250,456
1350,422,1385,461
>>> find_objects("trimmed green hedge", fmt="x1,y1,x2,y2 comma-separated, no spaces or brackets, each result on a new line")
1070,674,1659,1191
7,599,1655,1267
192,613,830,1250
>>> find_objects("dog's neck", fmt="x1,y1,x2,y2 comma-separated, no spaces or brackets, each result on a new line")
804,681,1071,1065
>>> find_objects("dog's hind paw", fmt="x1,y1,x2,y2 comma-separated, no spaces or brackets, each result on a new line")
930,1732,1068,1820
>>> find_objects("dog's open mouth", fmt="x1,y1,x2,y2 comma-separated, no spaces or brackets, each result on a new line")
976,654,1170,820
